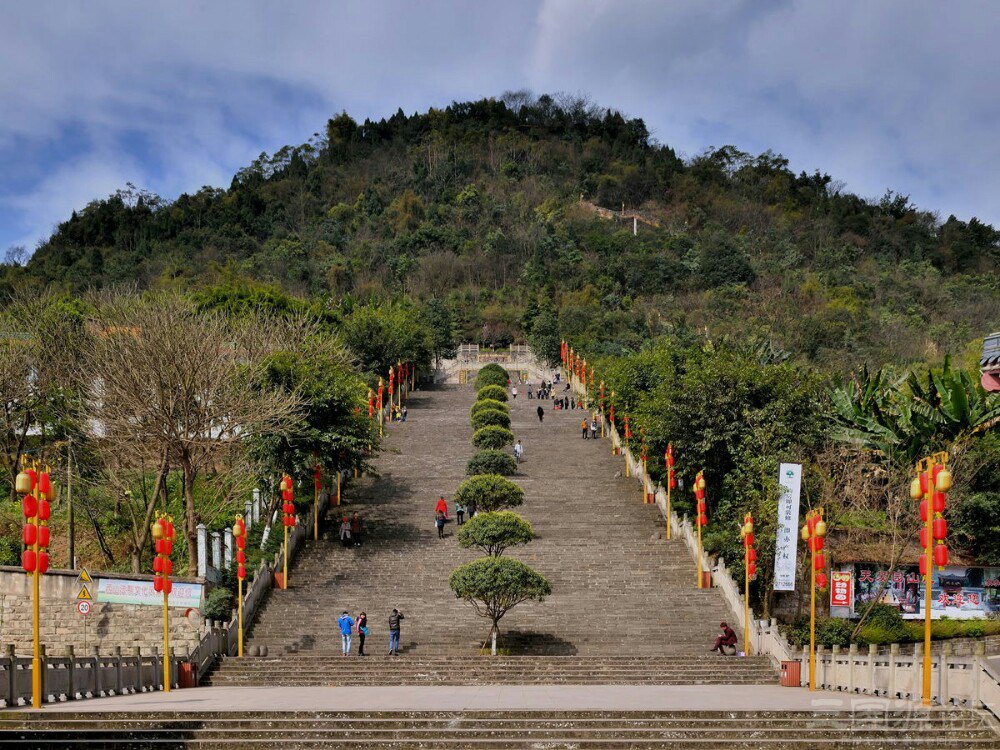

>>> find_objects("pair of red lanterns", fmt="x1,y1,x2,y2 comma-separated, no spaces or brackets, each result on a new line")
150,513,175,594
17,466,52,575
280,474,297,528
911,460,952,573
694,471,708,527
232,514,247,581
801,509,829,590
741,512,758,578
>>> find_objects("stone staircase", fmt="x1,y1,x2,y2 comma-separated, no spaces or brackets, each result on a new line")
212,384,765,685
1,709,996,748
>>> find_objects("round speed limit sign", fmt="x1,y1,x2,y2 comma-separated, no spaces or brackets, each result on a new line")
77,600,91,616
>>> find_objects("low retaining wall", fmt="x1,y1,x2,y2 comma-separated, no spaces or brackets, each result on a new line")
0,568,204,657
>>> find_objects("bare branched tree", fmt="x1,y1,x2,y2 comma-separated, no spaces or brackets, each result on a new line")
81,293,300,571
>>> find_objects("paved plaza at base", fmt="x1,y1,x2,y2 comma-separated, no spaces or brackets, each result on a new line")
18,683,918,713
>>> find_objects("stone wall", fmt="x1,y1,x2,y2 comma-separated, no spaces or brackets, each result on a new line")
0,567,205,657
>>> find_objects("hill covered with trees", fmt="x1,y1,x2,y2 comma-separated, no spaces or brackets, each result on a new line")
5,92,998,373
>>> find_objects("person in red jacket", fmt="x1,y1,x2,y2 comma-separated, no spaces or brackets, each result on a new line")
710,621,738,654
435,496,448,519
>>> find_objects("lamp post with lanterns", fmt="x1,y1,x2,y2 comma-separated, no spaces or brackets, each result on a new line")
232,514,247,657
665,444,676,540
800,508,828,690
623,414,632,477
911,451,951,706
694,470,707,588
279,473,295,589
16,460,52,709
150,511,174,692
608,392,616,456
740,512,757,655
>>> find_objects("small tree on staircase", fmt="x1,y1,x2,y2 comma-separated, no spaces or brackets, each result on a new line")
449,556,551,655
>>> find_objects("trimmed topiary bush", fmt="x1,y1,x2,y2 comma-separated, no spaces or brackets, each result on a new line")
471,398,509,417
475,365,509,390
471,408,511,431
457,511,534,557
476,384,508,402
472,425,514,449
454,474,524,512
466,449,518,476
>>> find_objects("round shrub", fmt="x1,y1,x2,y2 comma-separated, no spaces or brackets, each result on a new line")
476,384,508,402
454,474,524,512
472,425,514,449
457,511,534,556
475,365,509,390
471,398,509,417
471,408,511,431
466,449,518,476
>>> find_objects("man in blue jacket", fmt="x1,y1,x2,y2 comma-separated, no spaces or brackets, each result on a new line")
338,611,355,656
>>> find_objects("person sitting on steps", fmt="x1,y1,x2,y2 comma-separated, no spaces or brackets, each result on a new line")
710,621,738,654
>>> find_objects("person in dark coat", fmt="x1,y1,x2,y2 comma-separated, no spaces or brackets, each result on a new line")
537,405,544,423
710,621,738,654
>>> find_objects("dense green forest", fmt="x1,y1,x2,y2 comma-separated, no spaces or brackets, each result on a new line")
4,92,998,372
2,93,998,608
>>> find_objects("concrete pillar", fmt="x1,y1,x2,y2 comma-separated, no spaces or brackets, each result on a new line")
913,642,923,701
939,642,950,704
831,645,840,688
848,643,858,693
816,645,826,689
973,642,985,707
196,523,208,578
867,644,877,694
211,531,222,574
889,643,899,696
224,528,233,568
252,489,261,525
244,499,253,532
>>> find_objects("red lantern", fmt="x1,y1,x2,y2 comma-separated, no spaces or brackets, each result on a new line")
38,472,51,497
165,521,174,539
933,518,947,540
153,556,164,573
814,553,826,571
22,524,37,546
669,476,677,489
698,513,708,526
236,550,246,564
695,488,705,501
919,499,929,522
37,552,48,575
282,490,293,502
920,527,930,550
153,576,164,593
919,473,929,494
164,540,172,555
809,536,825,553
37,500,50,521
932,492,946,513
22,549,37,573
237,564,246,579
163,559,172,576
26,467,37,489
38,525,49,548
22,496,37,518
236,536,246,550
163,579,172,595
156,539,166,555
748,562,757,577
745,533,755,548
807,514,819,533
747,548,757,562
934,544,948,567
816,572,829,590
697,501,707,513
919,554,929,576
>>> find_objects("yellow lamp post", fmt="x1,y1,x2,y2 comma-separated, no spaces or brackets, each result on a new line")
313,464,321,541
623,414,632,478
16,459,52,709
740,512,757,656
279,473,295,589
599,381,606,438
232,514,247,657
800,508,828,690
912,451,951,706
151,512,174,692
377,379,384,438
665,444,676,540
694,471,707,588
609,392,616,456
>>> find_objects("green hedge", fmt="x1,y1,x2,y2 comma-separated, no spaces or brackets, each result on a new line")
466,449,518,476
475,365,509,390
476,384,508,402
471,398,509,417
471,408,511,431
472,425,514,449
454,474,524,512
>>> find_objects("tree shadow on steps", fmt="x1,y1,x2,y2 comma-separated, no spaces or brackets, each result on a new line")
498,631,580,655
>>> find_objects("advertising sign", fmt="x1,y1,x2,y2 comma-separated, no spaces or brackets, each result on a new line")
773,463,802,591
96,577,203,609
850,564,1000,620
830,570,852,607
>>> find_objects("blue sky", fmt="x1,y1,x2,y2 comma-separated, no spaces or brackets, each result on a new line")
2,1,999,255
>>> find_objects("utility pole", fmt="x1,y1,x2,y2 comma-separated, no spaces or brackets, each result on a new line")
67,440,75,569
